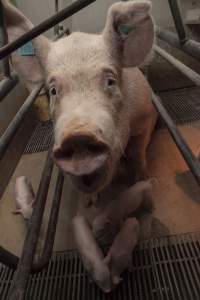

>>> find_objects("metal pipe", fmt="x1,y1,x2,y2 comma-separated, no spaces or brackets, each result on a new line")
7,148,54,300
0,72,19,102
168,0,187,44
0,83,43,160
152,93,200,186
0,0,10,76
157,27,200,61
154,45,200,87
0,0,96,60
32,171,64,273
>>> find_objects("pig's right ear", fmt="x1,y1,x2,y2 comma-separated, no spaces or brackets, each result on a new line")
103,1,154,68
2,0,51,90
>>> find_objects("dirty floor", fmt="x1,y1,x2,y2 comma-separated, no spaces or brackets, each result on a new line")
0,125,200,257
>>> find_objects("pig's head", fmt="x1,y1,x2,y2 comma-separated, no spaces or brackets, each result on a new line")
3,0,154,193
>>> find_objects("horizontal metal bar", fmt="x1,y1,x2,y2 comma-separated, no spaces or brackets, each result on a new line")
0,72,19,102
7,148,54,300
168,0,187,43
152,93,200,186
156,27,200,61
154,45,200,86
0,0,96,60
0,83,43,160
0,0,10,77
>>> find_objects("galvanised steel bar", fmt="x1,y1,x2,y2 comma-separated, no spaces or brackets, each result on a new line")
0,0,10,76
157,27,200,61
0,83,43,160
154,45,200,87
7,148,54,300
32,171,64,273
168,0,187,43
0,0,96,60
0,72,19,102
152,93,200,186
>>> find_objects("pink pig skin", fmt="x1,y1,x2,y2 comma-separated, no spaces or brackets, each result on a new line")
104,217,139,286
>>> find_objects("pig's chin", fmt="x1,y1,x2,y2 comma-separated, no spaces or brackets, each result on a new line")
70,166,108,193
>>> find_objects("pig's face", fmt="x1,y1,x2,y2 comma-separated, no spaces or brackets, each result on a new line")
4,0,154,193
47,34,123,192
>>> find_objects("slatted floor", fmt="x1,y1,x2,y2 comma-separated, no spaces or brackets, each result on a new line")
0,232,200,300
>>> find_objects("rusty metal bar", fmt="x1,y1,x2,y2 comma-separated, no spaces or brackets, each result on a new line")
0,0,96,60
152,93,200,186
7,148,54,300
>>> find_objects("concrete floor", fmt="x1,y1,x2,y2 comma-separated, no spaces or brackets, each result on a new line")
0,125,200,257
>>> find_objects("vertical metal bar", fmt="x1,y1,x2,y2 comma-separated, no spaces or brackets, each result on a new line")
54,0,59,35
168,0,187,44
0,0,10,77
7,148,54,300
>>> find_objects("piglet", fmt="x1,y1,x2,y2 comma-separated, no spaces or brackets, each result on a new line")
72,215,112,293
13,176,35,220
104,217,139,286
93,178,156,248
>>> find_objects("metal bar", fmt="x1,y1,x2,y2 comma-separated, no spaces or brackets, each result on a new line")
157,27,200,61
0,0,10,76
7,148,54,300
168,0,187,43
0,83,43,160
152,93,200,186
32,171,64,273
0,0,96,60
0,72,19,102
154,45,200,87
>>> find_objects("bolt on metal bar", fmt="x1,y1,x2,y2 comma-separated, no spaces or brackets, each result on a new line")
0,83,43,160
168,0,187,44
152,93,200,186
156,27,200,61
0,0,10,76
0,0,96,60
7,148,54,300
0,72,19,102
154,45,200,87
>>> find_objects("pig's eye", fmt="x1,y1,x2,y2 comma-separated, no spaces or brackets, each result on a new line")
49,86,57,97
107,78,116,86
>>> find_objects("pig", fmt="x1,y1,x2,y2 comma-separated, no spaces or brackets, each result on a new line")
104,217,139,286
13,176,35,220
72,215,112,293
92,178,156,248
3,0,157,194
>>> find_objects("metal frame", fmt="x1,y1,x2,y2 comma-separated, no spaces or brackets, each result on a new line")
0,0,200,299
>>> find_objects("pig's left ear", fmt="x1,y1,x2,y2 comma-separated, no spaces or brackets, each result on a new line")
103,1,154,67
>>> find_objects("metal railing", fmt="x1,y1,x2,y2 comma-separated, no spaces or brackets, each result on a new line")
0,0,200,299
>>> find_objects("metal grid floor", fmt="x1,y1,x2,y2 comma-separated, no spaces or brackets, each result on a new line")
0,232,200,300
158,86,200,128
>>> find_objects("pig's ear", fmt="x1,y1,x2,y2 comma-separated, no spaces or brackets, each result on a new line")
2,0,51,90
103,1,154,67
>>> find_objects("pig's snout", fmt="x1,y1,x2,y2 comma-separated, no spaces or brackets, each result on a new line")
53,133,110,192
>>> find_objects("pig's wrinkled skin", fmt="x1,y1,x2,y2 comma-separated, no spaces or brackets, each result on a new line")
3,0,157,193
104,217,139,286
93,178,155,248
13,176,35,220
72,215,112,293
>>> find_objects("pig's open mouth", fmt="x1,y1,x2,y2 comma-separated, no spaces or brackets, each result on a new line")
53,133,110,192
71,165,107,193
